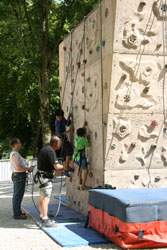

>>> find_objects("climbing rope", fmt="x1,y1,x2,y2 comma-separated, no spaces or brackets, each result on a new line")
100,2,105,173
83,16,86,125
161,1,167,139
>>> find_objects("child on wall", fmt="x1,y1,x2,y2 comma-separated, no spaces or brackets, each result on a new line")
73,127,91,190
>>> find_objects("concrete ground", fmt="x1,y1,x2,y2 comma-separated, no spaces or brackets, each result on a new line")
0,177,166,250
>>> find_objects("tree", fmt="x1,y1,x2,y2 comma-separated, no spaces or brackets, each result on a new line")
0,0,100,156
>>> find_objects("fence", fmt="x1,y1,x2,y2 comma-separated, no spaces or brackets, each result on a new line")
0,158,37,182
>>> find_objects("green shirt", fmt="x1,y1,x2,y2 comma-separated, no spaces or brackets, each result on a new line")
73,136,90,161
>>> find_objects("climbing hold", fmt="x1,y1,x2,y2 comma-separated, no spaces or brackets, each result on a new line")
105,8,109,17
94,81,97,87
130,142,136,147
81,72,85,77
71,65,74,71
120,126,126,133
86,108,89,112
86,77,91,82
151,120,158,127
89,172,93,178
124,95,130,102
154,176,161,183
104,82,107,89
89,93,92,97
101,40,105,47
163,127,167,136
134,175,139,181
94,131,97,139
89,50,92,54
72,79,74,83
82,104,85,110
151,144,157,150
96,46,100,52
63,47,66,51
84,121,88,126
83,59,87,64
142,87,149,94
80,49,83,54
165,64,167,69
121,73,127,80
161,4,167,12
77,62,81,69
111,144,116,149
102,122,107,126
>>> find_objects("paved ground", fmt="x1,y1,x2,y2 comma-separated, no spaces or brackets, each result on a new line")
0,177,166,250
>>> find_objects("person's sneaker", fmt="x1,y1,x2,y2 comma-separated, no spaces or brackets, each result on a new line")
42,219,56,227
13,214,27,220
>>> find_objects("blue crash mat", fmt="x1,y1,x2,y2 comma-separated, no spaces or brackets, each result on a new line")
37,221,110,247
23,203,110,247
23,203,86,223
88,187,167,223
54,194,67,203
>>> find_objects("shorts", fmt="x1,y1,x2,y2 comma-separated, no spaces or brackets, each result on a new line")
61,138,73,161
38,177,52,197
76,157,87,170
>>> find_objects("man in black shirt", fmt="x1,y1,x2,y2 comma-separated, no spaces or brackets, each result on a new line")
37,135,64,227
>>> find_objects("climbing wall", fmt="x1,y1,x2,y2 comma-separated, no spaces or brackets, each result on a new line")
59,0,167,214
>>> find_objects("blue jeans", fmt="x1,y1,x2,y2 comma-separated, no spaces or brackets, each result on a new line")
12,172,26,216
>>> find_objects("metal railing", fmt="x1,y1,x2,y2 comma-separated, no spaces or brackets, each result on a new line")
0,158,37,182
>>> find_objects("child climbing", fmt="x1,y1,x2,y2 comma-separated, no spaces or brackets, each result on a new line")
73,127,91,190
55,108,74,177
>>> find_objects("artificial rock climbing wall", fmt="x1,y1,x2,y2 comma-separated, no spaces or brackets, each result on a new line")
59,0,167,214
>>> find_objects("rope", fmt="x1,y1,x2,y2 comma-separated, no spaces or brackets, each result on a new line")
100,2,105,177
83,16,86,125
161,1,167,138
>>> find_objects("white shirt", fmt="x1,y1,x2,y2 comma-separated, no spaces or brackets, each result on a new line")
10,151,26,173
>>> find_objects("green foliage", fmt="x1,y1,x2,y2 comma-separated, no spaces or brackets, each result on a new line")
0,0,100,156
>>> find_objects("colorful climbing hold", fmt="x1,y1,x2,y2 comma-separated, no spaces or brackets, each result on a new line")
77,62,81,69
82,104,85,110
83,59,87,64
151,120,158,127
89,50,92,54
101,40,105,47
130,142,136,147
63,47,66,51
71,65,74,71
96,46,100,52
86,77,91,82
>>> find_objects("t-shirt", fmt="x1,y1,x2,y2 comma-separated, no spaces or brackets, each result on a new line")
37,145,59,174
55,117,71,137
10,151,26,173
73,137,90,161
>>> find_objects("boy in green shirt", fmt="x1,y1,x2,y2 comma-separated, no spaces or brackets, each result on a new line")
73,127,90,190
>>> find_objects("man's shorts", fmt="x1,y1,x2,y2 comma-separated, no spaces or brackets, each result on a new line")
62,139,73,160
76,157,87,170
38,177,52,197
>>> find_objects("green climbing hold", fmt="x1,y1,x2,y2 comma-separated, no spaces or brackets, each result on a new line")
86,77,91,82
96,46,100,52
